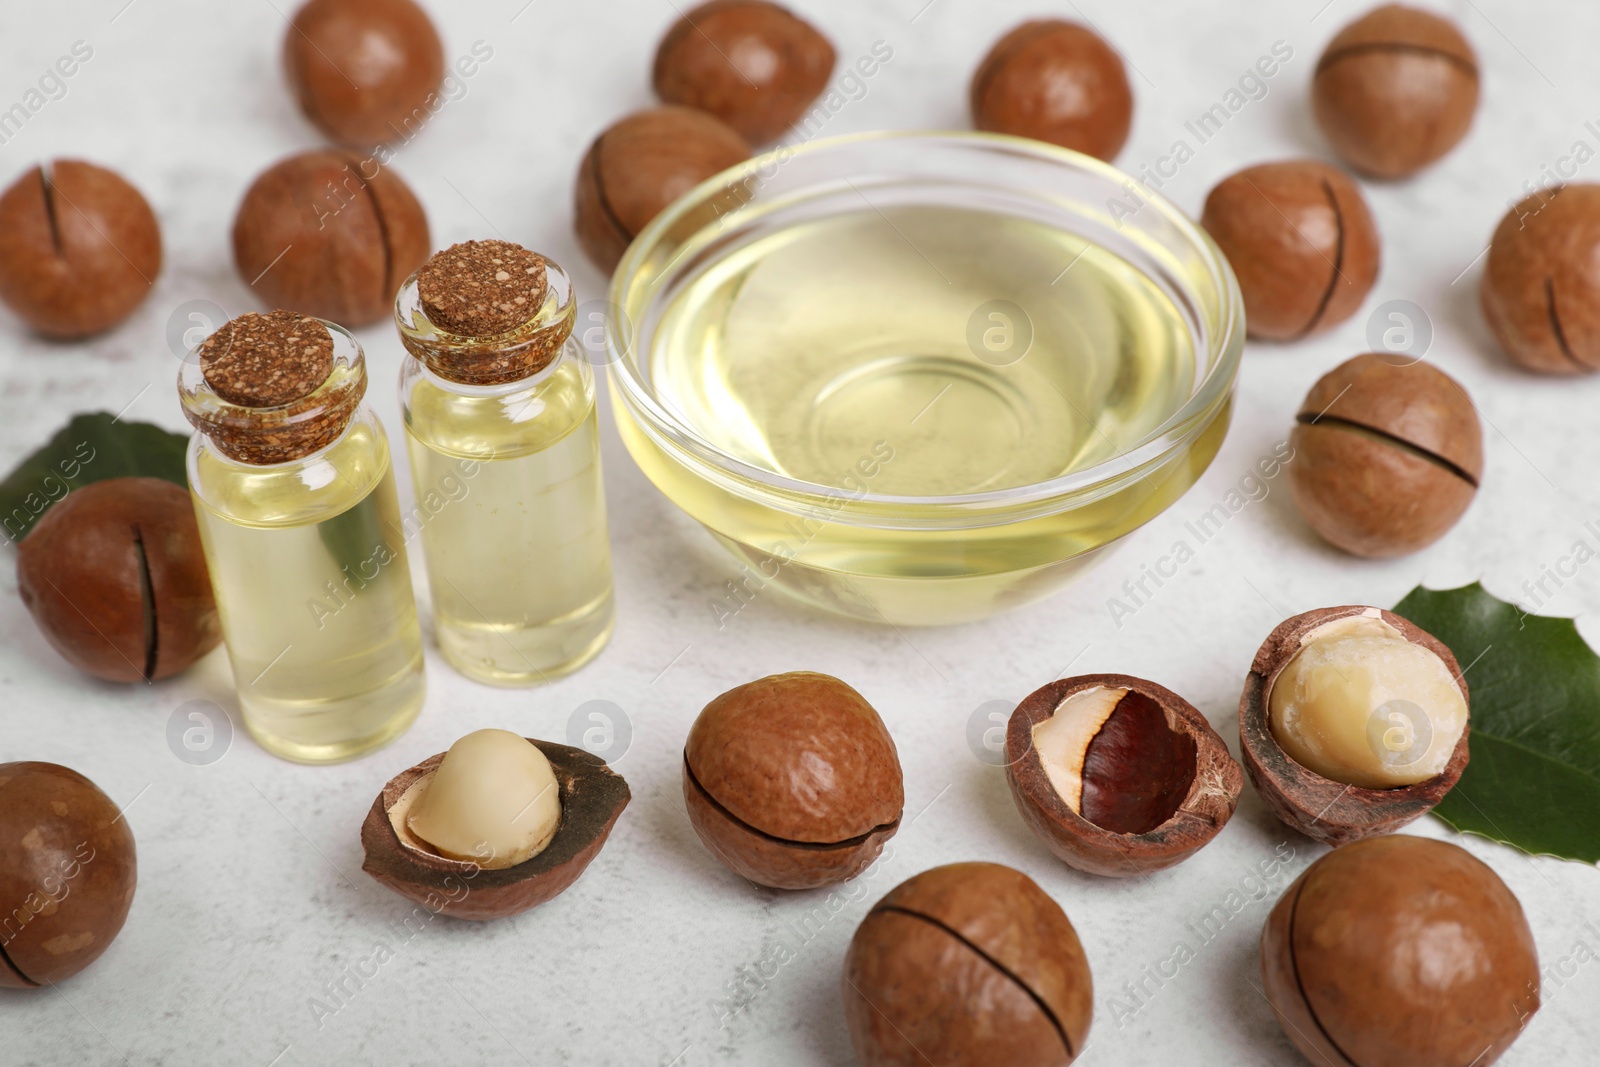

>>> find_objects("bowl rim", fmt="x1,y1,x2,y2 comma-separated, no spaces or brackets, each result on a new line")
605,129,1244,511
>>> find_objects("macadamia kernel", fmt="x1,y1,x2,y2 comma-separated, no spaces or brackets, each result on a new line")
1268,613,1467,789
1031,686,1128,813
406,729,561,869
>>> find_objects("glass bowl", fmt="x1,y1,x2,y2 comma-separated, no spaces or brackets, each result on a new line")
605,131,1244,626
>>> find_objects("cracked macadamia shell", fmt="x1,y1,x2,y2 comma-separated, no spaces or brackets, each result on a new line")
1005,674,1242,877
0,160,162,338
361,739,628,921
16,477,220,683
683,672,903,890
1262,836,1539,1067
1201,160,1380,341
843,862,1093,1067
1312,5,1479,178
1481,183,1600,374
1240,606,1470,846
1288,354,1482,558
232,149,430,326
0,763,137,987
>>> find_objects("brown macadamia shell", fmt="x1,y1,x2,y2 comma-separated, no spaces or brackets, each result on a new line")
232,150,430,326
653,0,835,145
1201,160,1380,341
971,20,1133,162
16,478,220,683
1262,836,1539,1067
682,672,903,890
360,739,629,921
1481,183,1600,374
1288,354,1482,558
843,862,1093,1067
0,160,161,339
283,0,445,148
1312,4,1479,179
574,106,751,274
1239,606,1470,846
1006,674,1242,877
0,762,137,987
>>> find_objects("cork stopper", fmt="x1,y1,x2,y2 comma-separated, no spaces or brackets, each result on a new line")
418,241,548,337
179,310,366,466
199,310,334,407
398,241,576,387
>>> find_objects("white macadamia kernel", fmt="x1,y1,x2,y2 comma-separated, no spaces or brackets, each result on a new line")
405,729,561,869
1031,686,1129,812
1268,612,1467,789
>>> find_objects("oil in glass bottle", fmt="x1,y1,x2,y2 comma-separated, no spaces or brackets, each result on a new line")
179,310,425,763
396,241,613,686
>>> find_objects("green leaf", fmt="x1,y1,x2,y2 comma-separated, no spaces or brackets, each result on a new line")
1394,582,1600,864
0,412,190,545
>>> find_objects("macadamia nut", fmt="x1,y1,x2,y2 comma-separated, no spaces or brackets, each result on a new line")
405,729,561,869
1008,674,1242,875
1262,836,1538,1067
1268,612,1467,789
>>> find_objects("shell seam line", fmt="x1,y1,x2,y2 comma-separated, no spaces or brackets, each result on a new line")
1294,411,1479,487
682,754,899,850
875,904,1075,1059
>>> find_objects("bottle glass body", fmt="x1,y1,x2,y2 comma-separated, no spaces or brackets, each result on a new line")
396,255,614,688
182,323,426,764
400,339,614,685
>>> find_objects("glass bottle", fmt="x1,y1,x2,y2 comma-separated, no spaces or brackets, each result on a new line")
395,250,614,686
179,315,425,763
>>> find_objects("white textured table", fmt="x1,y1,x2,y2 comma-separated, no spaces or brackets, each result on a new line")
2,1,1598,1064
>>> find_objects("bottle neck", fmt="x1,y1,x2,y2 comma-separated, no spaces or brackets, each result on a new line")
403,337,580,399
194,401,370,470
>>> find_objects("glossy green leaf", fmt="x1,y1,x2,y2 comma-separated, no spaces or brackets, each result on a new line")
0,412,190,546
1394,582,1600,864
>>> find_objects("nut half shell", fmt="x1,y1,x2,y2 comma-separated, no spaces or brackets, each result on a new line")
1005,674,1242,877
1239,606,1470,846
360,739,628,920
